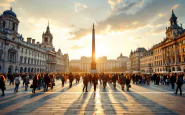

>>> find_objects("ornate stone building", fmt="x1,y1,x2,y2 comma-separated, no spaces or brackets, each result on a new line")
140,10,185,73
0,8,69,73
129,48,147,71
69,53,128,72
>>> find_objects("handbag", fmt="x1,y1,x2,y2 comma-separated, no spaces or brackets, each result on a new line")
129,84,131,88
30,84,34,88
53,83,55,86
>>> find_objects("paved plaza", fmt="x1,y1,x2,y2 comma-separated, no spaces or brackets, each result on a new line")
0,80,185,115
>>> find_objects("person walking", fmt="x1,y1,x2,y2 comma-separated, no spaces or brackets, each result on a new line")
120,73,126,91
112,74,118,88
68,72,74,88
0,74,6,96
175,76,183,95
37,74,42,90
14,74,20,92
51,75,55,89
44,73,50,92
126,75,131,91
92,74,98,91
61,74,65,87
170,73,176,89
82,74,88,92
32,75,38,93
9,73,14,85
25,74,30,91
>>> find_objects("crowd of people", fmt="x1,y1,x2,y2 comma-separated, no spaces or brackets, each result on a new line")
0,72,184,96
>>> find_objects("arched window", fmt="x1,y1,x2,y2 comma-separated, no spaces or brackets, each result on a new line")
2,21,6,28
12,23,15,31
45,37,48,42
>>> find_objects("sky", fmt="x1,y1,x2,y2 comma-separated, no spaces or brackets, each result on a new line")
0,0,185,60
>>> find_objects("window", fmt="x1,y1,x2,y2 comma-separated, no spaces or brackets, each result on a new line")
183,48,185,53
12,23,15,31
45,37,48,42
2,21,6,28
182,40,185,45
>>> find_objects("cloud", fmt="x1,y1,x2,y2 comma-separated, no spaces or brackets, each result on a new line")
172,4,179,9
0,0,16,9
74,2,88,12
69,45,84,49
69,0,181,40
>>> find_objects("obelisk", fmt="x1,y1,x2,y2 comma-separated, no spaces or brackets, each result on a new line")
91,23,97,73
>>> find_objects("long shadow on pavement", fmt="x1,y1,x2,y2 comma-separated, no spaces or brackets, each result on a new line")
64,83,92,114
126,88,178,114
1,81,80,114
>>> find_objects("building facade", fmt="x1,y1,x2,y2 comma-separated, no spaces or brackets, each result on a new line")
140,10,185,73
129,48,147,71
69,53,128,72
0,8,69,73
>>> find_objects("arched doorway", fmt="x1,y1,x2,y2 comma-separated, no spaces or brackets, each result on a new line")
28,68,30,73
37,68,39,72
24,67,27,72
8,65,13,73
20,67,23,73
31,68,33,73
34,68,36,73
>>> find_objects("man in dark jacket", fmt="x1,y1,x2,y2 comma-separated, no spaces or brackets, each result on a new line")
175,76,183,95
68,72,74,88
44,73,50,92
170,74,176,89
82,74,88,92
112,74,118,88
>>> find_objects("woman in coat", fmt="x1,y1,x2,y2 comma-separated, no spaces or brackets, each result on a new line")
32,75,38,93
0,74,6,96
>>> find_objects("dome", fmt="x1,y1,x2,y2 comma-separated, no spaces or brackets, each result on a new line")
3,8,17,18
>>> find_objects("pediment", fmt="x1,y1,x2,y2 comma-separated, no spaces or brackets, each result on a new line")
162,38,174,45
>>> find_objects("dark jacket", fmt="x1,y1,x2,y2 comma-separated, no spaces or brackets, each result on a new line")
0,76,5,89
33,76,38,87
44,75,50,84
83,75,88,85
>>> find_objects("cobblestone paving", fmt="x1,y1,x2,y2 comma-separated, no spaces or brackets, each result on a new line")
0,80,185,115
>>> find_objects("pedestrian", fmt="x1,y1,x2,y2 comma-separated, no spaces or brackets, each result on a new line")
82,74,88,92
32,75,38,93
9,73,14,85
0,74,6,96
50,75,55,89
175,76,183,95
120,73,126,91
25,74,30,91
112,74,118,88
68,72,74,88
92,74,98,91
44,73,50,92
37,74,42,90
170,73,176,89
61,74,65,87
14,74,20,92
102,73,108,89
125,75,131,91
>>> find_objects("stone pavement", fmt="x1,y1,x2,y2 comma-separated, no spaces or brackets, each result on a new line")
0,80,185,115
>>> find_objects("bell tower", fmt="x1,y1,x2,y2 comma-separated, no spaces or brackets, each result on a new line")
42,22,53,48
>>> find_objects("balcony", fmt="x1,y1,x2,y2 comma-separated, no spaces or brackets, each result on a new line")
47,59,57,64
